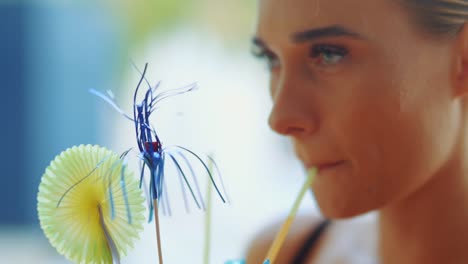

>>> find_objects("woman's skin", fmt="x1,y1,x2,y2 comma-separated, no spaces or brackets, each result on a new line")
248,0,468,263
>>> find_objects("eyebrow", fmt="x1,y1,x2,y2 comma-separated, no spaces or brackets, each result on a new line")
292,24,365,43
252,24,365,50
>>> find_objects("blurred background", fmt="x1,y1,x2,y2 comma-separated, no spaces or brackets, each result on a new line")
1,1,321,263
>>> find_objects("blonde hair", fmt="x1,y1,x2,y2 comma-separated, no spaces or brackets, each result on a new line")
399,0,468,39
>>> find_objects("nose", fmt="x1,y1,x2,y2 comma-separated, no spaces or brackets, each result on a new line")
268,72,318,136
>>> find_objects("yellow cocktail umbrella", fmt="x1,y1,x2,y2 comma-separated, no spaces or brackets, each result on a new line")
38,144,145,264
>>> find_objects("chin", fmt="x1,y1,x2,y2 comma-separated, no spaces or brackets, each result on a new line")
314,192,384,219
319,206,374,219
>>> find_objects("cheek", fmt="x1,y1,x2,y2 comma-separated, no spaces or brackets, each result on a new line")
317,60,453,212
310,64,404,216
335,65,458,205
311,39,458,216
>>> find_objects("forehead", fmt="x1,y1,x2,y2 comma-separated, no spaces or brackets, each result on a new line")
256,0,407,43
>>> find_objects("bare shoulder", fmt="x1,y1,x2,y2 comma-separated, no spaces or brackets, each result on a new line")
314,213,379,264
245,213,379,264
245,214,326,264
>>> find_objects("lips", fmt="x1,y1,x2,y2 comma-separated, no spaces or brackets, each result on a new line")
297,148,347,174
315,160,346,173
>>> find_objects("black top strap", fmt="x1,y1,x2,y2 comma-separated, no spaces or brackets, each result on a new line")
292,219,331,264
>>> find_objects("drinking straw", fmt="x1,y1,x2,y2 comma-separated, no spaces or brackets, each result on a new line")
263,167,317,264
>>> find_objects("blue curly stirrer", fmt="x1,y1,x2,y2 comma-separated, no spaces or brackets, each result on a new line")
90,63,228,264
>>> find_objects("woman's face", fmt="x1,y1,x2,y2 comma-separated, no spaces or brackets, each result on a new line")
254,0,462,218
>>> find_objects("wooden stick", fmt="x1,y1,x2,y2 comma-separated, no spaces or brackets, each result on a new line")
154,199,164,264
203,157,214,264
263,167,317,264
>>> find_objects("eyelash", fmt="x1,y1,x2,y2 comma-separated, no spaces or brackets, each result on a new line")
252,44,349,71
251,48,279,71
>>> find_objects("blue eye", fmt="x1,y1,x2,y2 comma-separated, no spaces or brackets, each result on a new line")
310,45,348,66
